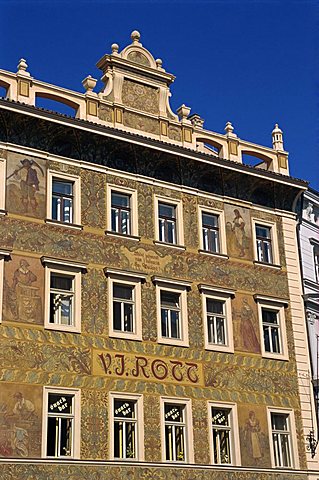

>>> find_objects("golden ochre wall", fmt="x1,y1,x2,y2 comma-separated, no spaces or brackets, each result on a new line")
0,151,305,470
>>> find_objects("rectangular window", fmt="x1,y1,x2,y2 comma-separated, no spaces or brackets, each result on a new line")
106,269,145,341
211,406,232,464
107,185,138,238
255,224,273,264
262,308,281,354
161,290,181,339
42,257,85,333
0,249,11,323
202,212,219,253
111,191,131,235
50,273,74,326
270,412,293,467
256,296,288,360
52,179,74,223
206,299,226,346
208,402,240,466
154,278,190,347
113,283,134,333
159,202,176,244
110,392,144,461
154,196,184,247
314,244,319,283
114,398,137,459
200,286,235,353
164,403,187,462
47,171,81,227
42,387,80,459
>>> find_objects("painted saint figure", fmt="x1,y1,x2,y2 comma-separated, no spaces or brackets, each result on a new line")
244,411,263,464
8,158,44,214
231,209,247,257
12,392,35,420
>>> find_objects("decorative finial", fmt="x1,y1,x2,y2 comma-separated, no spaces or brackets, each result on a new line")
225,121,237,137
177,104,191,120
188,113,204,129
82,75,97,94
156,58,163,68
131,30,141,44
272,123,284,150
111,43,119,55
17,58,30,76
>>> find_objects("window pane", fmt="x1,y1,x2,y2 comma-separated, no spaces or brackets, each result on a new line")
207,300,224,315
175,425,185,461
59,418,72,456
52,197,60,220
202,213,218,228
262,309,278,324
47,417,57,456
263,326,271,352
170,310,180,339
159,203,175,219
62,198,72,223
216,317,225,344
50,274,73,291
161,291,180,308
111,208,118,232
60,297,72,325
48,394,73,414
272,413,288,431
212,408,230,427
53,180,73,196
165,404,183,423
167,220,176,244
256,225,270,239
112,192,130,208
113,301,122,331
124,303,133,332
161,308,169,337
114,400,135,419
121,210,130,235
114,285,133,300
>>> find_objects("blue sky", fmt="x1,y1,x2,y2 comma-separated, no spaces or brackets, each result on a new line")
1,0,318,189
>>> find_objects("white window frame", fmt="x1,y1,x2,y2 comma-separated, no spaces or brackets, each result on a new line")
252,219,280,266
46,170,81,227
311,239,319,283
0,157,6,214
208,401,241,466
0,249,11,323
256,295,288,360
105,268,146,341
109,392,144,461
106,184,139,238
160,397,194,463
200,285,235,353
267,407,298,469
153,277,190,347
198,206,227,256
154,195,184,247
42,257,85,333
42,386,81,459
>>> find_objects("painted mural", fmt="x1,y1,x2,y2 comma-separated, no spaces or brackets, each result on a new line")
2,254,44,324
232,294,261,354
0,383,42,458
225,204,253,260
6,152,47,218
238,405,271,468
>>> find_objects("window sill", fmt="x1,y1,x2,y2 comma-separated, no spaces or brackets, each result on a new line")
253,260,281,270
262,353,289,362
157,338,189,348
45,325,81,334
109,332,142,341
45,219,83,231
198,249,229,259
0,209,7,216
153,241,186,251
105,230,140,242
205,344,234,354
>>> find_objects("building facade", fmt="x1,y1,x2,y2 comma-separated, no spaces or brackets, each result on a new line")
0,31,315,479
299,188,319,470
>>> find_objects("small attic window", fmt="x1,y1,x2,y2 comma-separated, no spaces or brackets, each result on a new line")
127,50,150,66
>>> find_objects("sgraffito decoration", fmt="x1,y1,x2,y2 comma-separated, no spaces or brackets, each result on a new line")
6,152,46,219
